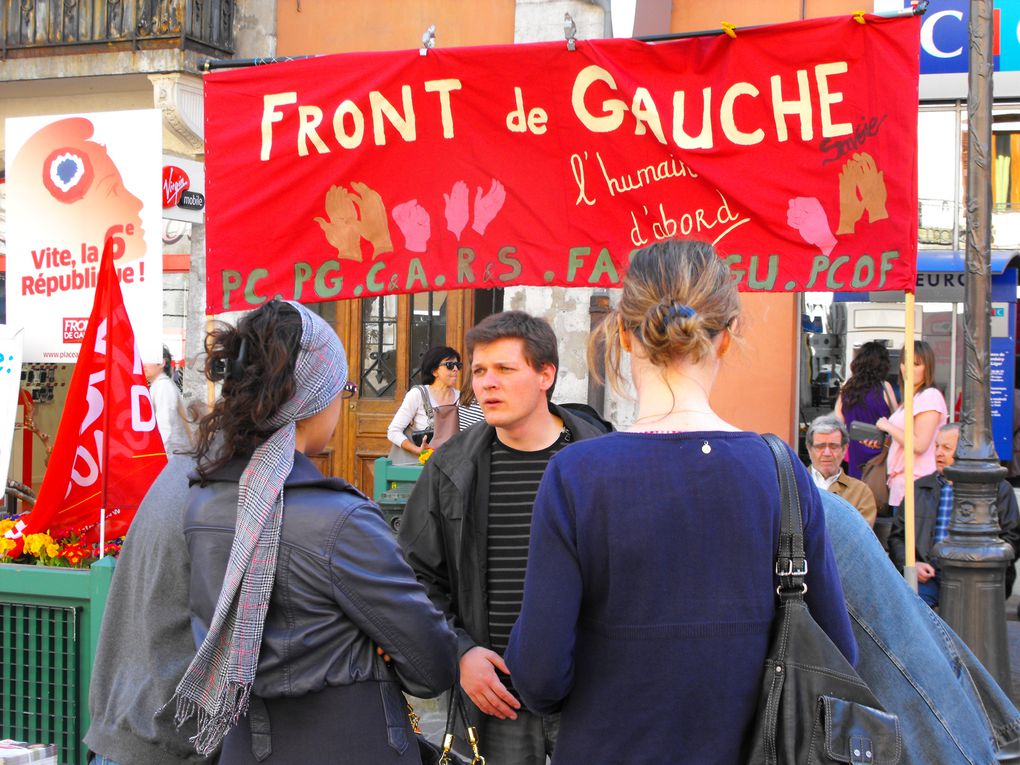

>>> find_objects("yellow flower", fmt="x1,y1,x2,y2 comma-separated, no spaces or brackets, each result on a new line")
418,448,434,465
24,533,54,558
0,538,14,556
46,543,60,558
0,519,14,535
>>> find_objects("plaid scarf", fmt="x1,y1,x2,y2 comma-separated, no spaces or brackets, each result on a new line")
169,301,347,755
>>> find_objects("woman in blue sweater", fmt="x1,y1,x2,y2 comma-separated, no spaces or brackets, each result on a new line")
505,239,856,764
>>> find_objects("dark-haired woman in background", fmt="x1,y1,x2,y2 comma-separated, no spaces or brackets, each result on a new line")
834,341,898,479
387,346,461,457
170,300,456,763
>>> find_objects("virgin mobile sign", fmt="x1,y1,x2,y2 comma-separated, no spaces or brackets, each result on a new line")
203,14,919,312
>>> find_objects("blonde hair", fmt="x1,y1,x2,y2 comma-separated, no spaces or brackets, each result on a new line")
590,239,740,394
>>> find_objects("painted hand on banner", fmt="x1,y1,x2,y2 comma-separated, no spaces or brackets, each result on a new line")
836,152,888,234
315,183,395,261
786,197,837,256
392,200,432,252
350,182,394,258
472,179,506,235
443,181,470,240
315,185,366,261
853,152,888,224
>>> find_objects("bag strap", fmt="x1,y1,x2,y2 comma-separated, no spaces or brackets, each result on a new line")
762,434,808,600
417,385,435,420
441,687,485,764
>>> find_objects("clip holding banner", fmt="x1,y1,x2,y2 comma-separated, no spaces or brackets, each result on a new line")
420,24,436,57
564,13,577,51
852,11,867,24
721,22,737,38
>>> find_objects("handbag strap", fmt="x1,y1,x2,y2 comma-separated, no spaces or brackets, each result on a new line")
417,385,435,420
762,434,808,600
417,385,435,422
441,687,485,764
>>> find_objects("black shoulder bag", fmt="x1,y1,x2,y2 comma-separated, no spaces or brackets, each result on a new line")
746,435,902,765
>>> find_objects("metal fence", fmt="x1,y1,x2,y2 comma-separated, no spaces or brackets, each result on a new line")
2,0,234,58
0,603,79,761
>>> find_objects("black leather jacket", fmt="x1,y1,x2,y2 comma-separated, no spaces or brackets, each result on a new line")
184,452,457,700
398,403,606,658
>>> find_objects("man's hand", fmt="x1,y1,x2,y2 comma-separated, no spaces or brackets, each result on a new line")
459,646,521,720
916,562,936,583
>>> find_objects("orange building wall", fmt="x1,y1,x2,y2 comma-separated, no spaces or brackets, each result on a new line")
712,293,800,442
277,1,517,56
672,0,870,31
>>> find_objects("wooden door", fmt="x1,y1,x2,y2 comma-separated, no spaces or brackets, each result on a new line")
331,290,472,495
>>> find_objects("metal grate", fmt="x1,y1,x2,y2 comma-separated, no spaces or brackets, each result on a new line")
0,602,79,764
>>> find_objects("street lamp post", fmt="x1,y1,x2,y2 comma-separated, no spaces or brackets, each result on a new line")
935,0,1014,694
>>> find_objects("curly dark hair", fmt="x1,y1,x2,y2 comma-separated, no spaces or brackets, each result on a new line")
840,341,891,409
192,301,303,482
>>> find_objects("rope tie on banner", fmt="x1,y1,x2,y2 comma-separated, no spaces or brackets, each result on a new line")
721,22,737,38
852,11,867,24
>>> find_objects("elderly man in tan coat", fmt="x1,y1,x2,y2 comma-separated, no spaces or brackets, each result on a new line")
806,414,877,526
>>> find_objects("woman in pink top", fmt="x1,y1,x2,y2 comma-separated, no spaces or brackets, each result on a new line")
876,340,948,509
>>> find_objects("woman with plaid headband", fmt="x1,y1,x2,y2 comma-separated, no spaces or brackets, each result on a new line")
168,300,457,763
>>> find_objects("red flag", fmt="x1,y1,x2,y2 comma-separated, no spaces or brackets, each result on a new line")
4,238,167,556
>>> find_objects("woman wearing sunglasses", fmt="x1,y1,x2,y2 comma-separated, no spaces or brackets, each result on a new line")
387,346,462,460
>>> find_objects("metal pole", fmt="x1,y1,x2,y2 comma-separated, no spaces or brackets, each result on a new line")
587,293,610,416
903,297,917,592
936,0,1014,695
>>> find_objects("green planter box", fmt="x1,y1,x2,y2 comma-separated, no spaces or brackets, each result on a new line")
0,558,115,765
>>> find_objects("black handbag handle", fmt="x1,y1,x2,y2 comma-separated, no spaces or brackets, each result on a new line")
441,686,485,764
762,434,808,599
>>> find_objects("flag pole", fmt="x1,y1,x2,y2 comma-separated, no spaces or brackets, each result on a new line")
902,294,916,592
98,239,114,560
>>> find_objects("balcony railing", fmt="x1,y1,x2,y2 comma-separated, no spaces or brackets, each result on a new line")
2,0,234,59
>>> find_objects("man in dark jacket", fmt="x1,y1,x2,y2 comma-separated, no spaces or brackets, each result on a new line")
399,311,606,763
889,422,1020,607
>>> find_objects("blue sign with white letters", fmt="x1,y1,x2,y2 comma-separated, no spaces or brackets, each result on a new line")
912,0,1019,74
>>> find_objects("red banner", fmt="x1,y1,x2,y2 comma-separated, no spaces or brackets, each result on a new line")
204,14,920,313
3,240,167,555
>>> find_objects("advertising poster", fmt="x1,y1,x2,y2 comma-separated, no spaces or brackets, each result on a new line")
5,110,163,363
0,328,23,484
204,14,920,313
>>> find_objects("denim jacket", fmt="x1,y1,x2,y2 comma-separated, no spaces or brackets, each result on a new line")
821,491,1020,764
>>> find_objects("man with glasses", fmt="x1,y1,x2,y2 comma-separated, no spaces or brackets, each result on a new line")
806,414,877,527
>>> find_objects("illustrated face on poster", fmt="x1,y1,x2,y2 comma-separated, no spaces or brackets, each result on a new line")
15,117,147,263
5,110,162,363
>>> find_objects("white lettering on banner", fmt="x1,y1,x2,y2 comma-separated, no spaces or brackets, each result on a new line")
131,385,156,431
921,11,964,59
68,431,102,495
66,367,107,496
81,371,106,433
95,318,107,356
570,62,851,150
